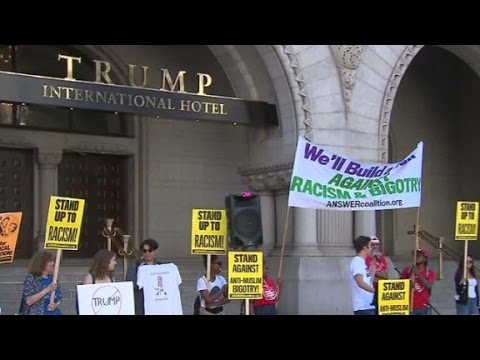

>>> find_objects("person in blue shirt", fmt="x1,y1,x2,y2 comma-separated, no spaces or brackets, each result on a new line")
21,251,62,315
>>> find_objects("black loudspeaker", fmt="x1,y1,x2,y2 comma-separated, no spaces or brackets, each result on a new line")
225,192,263,249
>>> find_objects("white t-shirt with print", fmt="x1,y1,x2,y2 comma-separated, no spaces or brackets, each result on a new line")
350,256,375,312
137,263,183,315
196,275,227,309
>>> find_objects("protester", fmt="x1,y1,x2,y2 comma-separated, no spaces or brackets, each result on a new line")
349,236,375,315
454,254,479,315
197,255,229,315
401,249,436,315
125,239,163,315
250,260,282,315
20,251,61,315
83,249,117,284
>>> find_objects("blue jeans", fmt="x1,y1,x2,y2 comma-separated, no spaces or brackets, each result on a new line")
254,304,278,315
411,307,431,315
456,298,479,315
354,309,375,315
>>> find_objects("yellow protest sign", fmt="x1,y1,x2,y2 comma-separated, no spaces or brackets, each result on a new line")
0,212,22,264
228,252,263,299
378,279,410,315
191,209,227,255
455,201,479,240
44,196,85,250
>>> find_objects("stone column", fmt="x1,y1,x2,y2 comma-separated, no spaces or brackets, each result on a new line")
36,151,63,251
354,211,376,238
318,210,354,256
258,191,275,253
291,207,321,256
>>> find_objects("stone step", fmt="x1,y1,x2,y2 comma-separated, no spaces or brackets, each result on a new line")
0,257,220,315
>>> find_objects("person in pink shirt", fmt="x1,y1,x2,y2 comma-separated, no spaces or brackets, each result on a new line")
250,260,283,315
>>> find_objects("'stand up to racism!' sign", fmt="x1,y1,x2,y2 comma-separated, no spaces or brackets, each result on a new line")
44,196,85,250
191,209,227,255
288,136,423,211
455,201,479,241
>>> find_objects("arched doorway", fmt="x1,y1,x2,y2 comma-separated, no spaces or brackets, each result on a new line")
388,45,480,258
0,44,293,259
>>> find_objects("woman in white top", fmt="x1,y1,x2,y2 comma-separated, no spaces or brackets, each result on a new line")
454,255,479,315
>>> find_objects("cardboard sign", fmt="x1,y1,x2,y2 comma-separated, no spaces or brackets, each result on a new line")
44,196,85,250
191,209,227,255
455,201,479,240
228,252,263,299
0,212,22,264
76,281,135,315
378,279,410,315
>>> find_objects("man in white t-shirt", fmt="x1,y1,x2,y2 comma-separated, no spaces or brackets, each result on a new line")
137,262,183,315
196,255,230,315
349,235,376,315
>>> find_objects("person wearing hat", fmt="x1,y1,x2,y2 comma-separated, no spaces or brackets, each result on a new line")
366,236,389,284
366,236,389,314
400,249,436,315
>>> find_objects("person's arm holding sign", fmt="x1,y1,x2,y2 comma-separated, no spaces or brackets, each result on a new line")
198,284,225,306
47,286,61,312
24,274,57,307
412,267,434,290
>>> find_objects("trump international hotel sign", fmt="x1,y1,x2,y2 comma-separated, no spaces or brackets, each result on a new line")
0,53,277,126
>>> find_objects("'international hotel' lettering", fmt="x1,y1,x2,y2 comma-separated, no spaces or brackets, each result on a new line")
42,85,228,115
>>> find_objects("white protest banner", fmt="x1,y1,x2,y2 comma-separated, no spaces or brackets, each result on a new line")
77,281,134,315
288,137,423,211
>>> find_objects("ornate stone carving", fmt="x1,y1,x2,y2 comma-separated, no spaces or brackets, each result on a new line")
330,45,366,112
37,152,62,166
69,142,132,155
239,163,293,192
378,45,424,162
281,45,313,140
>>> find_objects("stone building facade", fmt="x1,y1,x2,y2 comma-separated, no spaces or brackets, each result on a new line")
1,45,478,314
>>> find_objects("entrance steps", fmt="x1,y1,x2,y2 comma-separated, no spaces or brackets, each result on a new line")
0,258,240,315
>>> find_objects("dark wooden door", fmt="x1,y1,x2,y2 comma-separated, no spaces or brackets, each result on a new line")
0,148,34,259
58,153,127,258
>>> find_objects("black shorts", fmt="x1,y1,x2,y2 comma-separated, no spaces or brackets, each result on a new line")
205,306,223,314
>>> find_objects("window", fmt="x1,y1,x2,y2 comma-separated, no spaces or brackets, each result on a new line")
0,45,129,137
